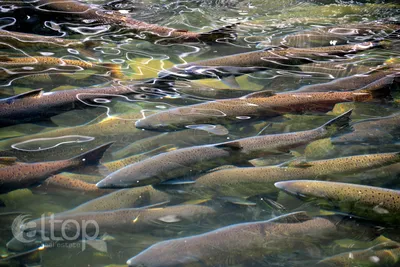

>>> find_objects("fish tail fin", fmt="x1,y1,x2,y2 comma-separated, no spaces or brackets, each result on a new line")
100,63,124,79
198,23,238,42
69,142,113,169
320,109,353,136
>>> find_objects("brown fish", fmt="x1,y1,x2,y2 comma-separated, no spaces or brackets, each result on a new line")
97,110,352,188
0,82,148,127
296,67,399,92
66,186,171,214
32,173,112,197
134,85,388,131
0,29,97,49
159,41,388,79
0,55,122,79
126,211,376,267
0,142,112,193
35,0,236,43
25,205,216,235
275,180,400,224
172,152,400,202
332,112,400,145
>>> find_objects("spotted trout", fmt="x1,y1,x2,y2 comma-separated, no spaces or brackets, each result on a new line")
170,152,400,201
126,211,378,267
275,180,400,224
34,0,236,43
97,110,352,188
134,85,389,132
24,205,216,235
0,83,147,127
0,142,112,194
65,186,171,214
0,55,122,79
159,41,389,79
296,67,399,92
0,29,97,49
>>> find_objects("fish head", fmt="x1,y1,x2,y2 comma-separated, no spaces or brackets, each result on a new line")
127,239,202,267
96,166,163,188
135,116,176,131
275,180,313,199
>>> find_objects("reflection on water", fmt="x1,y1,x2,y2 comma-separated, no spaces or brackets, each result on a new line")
0,0,399,266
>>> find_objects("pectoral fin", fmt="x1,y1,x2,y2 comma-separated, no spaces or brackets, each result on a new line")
218,196,256,206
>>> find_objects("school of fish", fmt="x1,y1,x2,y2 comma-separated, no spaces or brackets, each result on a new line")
0,0,400,266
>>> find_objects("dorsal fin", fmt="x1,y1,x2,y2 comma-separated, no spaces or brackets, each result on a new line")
4,89,43,104
215,141,243,151
268,211,311,223
0,157,19,166
207,165,237,172
243,90,275,99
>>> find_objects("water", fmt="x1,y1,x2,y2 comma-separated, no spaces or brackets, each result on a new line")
0,0,399,266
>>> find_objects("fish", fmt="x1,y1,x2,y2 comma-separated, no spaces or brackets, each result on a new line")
134,84,389,132
31,172,113,197
317,241,400,267
0,142,112,194
296,67,399,92
0,29,97,49
0,55,123,79
34,0,236,43
332,112,400,145
158,41,389,80
1,72,112,90
24,205,216,235
0,111,152,162
167,152,400,203
126,211,378,267
18,146,174,196
274,180,400,224
111,129,226,159
66,186,171,214
0,82,151,127
105,145,175,171
171,81,253,100
97,110,352,188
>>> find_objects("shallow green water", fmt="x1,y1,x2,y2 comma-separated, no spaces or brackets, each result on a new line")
0,0,399,266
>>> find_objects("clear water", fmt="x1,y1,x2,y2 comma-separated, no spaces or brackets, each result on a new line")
0,0,399,266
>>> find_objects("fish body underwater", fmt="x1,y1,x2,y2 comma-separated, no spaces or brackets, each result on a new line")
172,152,400,200
134,85,387,132
0,142,111,193
0,83,147,127
34,0,236,43
275,180,400,224
159,41,388,79
97,110,352,188
126,211,379,267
